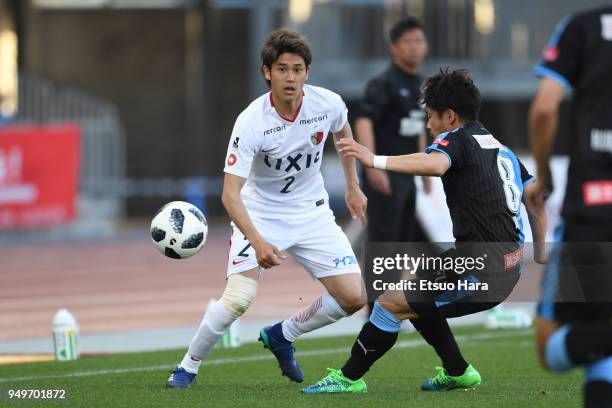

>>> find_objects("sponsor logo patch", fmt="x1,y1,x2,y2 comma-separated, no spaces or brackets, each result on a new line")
504,246,524,269
332,255,357,268
433,138,449,147
583,181,612,206
299,113,328,126
232,137,240,149
473,134,503,149
542,46,559,61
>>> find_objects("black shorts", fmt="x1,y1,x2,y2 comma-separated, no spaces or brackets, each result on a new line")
403,246,522,319
537,217,612,324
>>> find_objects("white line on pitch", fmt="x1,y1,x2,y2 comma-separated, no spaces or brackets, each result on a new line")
0,329,531,383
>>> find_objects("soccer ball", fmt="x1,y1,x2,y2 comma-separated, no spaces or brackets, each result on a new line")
150,201,208,259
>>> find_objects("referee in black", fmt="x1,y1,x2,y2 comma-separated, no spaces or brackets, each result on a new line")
355,17,431,245
528,6,612,407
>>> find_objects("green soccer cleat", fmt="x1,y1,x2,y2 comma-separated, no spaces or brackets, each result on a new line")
301,368,367,394
420,364,481,391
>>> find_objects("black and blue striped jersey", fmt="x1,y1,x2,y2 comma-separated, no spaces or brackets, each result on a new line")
425,121,533,243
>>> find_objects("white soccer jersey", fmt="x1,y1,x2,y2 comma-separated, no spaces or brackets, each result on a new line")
223,84,348,220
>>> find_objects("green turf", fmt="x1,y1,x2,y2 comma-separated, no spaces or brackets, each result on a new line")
0,326,582,408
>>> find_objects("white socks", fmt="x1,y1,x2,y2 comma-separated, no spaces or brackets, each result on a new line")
281,292,348,342
180,292,348,373
180,299,234,374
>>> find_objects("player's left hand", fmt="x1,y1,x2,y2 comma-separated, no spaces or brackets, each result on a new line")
336,139,374,168
523,182,549,264
345,185,367,225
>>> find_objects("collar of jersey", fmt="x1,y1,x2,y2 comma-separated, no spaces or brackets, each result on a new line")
267,91,305,123
390,62,419,78
436,126,461,140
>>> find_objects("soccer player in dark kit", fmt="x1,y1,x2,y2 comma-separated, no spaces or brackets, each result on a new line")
356,17,431,244
302,69,547,394
528,6,612,407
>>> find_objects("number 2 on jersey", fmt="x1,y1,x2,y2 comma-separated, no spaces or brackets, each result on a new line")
280,176,295,193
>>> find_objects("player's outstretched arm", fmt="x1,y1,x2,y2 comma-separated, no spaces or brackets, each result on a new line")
221,173,286,268
523,182,548,264
336,138,449,176
333,123,367,224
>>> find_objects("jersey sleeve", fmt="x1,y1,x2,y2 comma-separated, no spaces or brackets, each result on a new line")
535,15,582,89
424,131,466,169
357,77,389,122
223,117,260,179
518,158,536,187
330,93,348,133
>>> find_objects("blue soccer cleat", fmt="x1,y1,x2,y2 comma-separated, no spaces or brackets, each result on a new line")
258,322,304,383
166,365,197,388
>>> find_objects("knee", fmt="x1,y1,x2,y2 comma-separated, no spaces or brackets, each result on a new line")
220,274,258,319
337,291,367,315
377,289,417,320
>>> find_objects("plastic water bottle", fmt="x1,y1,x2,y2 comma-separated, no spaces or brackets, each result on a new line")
485,304,533,329
52,309,79,361
208,299,241,349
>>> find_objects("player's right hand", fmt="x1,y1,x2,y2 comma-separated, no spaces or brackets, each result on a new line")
336,138,374,167
366,168,392,195
253,240,286,269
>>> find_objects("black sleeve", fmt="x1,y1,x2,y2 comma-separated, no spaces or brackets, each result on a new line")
424,131,467,169
535,14,583,88
357,76,389,122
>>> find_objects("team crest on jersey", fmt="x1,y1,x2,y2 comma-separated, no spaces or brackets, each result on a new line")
232,137,240,149
311,131,324,145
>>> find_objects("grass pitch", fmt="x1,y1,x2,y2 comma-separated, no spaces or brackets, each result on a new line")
0,326,582,408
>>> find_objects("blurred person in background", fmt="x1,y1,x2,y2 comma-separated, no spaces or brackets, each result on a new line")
528,6,612,408
354,17,431,315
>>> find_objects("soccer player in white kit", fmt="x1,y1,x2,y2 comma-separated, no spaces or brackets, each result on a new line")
166,28,368,388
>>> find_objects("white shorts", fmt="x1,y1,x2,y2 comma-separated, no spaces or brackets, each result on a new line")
226,207,360,279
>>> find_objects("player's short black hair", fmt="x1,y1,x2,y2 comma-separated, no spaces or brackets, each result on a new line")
261,28,312,87
389,17,425,43
422,68,481,122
